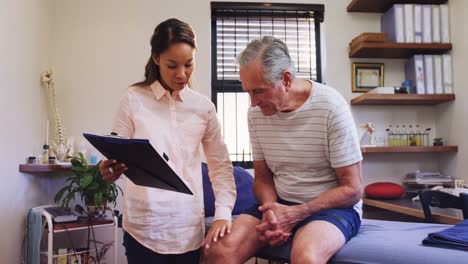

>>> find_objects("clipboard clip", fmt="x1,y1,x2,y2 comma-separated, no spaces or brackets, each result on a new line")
105,132,128,139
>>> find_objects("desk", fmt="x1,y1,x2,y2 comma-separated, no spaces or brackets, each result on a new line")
363,197,463,224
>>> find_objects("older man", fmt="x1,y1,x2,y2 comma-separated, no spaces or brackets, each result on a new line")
204,36,363,264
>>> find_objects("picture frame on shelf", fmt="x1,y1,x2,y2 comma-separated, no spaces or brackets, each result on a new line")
352,62,384,92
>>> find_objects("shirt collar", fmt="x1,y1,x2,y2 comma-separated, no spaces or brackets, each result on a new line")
150,80,187,102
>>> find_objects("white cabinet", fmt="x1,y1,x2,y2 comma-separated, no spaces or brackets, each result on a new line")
29,205,118,264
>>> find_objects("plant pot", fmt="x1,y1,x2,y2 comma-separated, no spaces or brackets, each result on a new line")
433,142,443,146
85,197,107,218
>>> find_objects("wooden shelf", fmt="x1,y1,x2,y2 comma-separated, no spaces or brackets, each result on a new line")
19,164,97,173
347,0,448,13
351,93,455,105
349,42,452,58
361,146,458,153
52,218,114,232
19,164,72,172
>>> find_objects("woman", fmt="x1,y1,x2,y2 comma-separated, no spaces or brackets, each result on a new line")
99,18,236,263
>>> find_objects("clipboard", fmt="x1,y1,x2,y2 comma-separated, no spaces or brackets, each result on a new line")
83,133,192,195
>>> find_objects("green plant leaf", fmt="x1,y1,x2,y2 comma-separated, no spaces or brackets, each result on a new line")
79,152,88,168
64,177,75,183
54,186,68,203
72,166,86,173
95,192,103,207
87,182,99,191
82,174,93,188
93,167,102,180
71,158,84,168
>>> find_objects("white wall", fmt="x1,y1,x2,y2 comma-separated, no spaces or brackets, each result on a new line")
2,0,467,263
0,0,65,262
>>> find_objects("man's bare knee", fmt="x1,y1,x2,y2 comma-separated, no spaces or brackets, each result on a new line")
203,214,261,264
203,236,239,263
291,251,325,264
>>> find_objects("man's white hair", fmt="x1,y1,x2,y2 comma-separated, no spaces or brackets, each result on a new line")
237,36,296,84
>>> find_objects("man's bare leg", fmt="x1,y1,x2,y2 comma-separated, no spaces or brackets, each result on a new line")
290,220,346,264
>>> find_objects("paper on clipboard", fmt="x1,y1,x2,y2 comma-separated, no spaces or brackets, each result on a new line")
83,133,192,195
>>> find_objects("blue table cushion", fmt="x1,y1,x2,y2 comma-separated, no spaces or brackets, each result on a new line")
202,162,256,217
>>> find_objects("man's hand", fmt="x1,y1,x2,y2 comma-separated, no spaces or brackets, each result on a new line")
256,209,278,241
256,209,290,246
203,219,232,249
256,203,306,246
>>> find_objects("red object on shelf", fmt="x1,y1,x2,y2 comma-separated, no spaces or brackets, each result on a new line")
365,182,405,199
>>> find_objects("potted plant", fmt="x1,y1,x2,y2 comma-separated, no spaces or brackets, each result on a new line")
54,152,123,216
433,137,444,146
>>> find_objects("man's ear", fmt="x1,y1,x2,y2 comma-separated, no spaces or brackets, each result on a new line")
282,71,292,91
152,54,159,66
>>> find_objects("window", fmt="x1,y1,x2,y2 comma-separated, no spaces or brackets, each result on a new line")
211,2,324,168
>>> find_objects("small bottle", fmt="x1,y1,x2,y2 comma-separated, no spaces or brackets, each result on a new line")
415,124,422,146
27,156,36,164
402,80,412,94
401,125,408,146
424,128,432,146
394,125,401,146
48,156,56,164
89,148,99,165
42,144,49,164
387,125,394,146
408,125,416,146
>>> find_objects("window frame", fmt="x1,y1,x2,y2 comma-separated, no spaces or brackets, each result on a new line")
210,2,324,168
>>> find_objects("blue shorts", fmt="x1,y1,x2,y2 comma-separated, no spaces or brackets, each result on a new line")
242,198,361,242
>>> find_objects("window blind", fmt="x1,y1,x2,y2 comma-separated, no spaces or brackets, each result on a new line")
212,3,324,89
210,2,324,167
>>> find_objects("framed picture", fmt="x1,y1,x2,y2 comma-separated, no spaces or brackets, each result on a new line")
351,63,384,92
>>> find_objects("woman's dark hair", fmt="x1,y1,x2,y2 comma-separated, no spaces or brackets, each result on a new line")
133,18,196,87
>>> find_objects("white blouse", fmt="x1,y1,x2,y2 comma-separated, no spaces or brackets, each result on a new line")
113,81,236,254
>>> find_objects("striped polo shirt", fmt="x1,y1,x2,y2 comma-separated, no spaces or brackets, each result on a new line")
248,81,363,215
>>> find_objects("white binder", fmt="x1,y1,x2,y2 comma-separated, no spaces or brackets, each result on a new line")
442,54,454,94
422,5,432,43
433,55,443,94
404,4,415,43
423,55,435,94
381,4,405,43
440,4,450,43
414,55,425,94
405,55,425,94
414,5,423,43
432,5,441,43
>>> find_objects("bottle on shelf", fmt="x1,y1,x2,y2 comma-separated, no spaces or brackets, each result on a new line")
408,125,416,146
424,128,432,146
394,125,401,146
401,125,408,146
415,124,422,146
42,144,49,164
387,124,394,146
